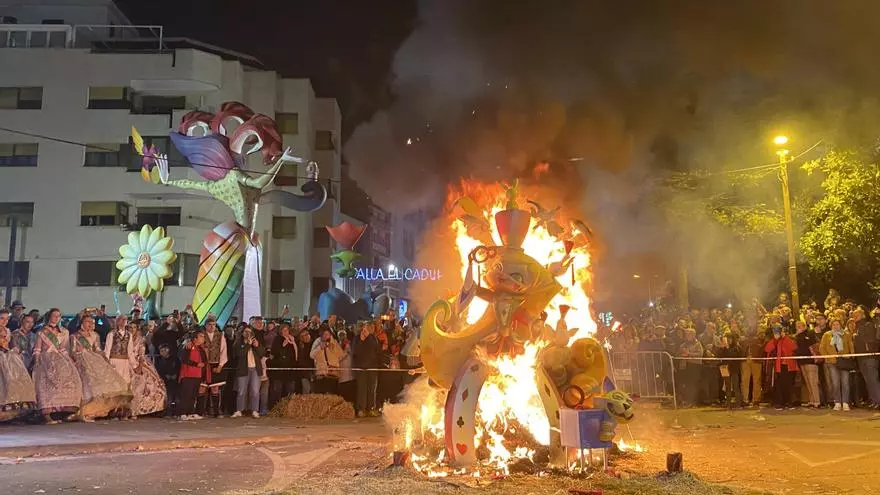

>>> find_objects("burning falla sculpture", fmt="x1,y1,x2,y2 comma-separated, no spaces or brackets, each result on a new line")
420,182,633,468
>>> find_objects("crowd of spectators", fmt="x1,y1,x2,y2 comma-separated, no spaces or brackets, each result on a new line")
598,289,880,411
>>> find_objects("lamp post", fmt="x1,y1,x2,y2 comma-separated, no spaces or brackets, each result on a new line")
774,135,800,317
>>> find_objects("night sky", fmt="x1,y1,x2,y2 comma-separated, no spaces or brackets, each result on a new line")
116,0,417,136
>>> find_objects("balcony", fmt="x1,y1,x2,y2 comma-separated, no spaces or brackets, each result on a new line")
0,24,164,50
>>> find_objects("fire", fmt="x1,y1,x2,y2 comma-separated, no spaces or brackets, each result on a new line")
450,182,597,340
409,180,600,478
617,438,645,453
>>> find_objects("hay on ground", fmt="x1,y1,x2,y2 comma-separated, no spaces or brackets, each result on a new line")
268,394,355,420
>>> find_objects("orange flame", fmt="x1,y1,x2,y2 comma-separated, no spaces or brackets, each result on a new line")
411,179,599,478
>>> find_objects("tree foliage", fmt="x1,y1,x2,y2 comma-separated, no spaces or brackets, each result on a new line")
800,146,880,285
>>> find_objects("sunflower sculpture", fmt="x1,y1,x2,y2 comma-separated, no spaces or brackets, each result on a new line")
116,225,177,297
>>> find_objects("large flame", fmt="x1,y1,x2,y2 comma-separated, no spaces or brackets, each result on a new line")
451,182,597,341
411,180,600,478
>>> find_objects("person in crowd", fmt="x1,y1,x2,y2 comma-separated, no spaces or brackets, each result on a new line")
129,321,167,417
269,323,298,405
678,328,703,407
143,318,159,362
178,330,209,420
311,328,343,394
0,326,36,422
819,319,855,411
153,314,182,358
354,321,381,417
795,320,822,408
699,322,721,405
33,308,83,424
249,316,270,416
852,308,880,408
155,344,180,417
337,329,356,405
231,326,264,418
765,324,798,410
741,326,765,406
199,317,228,417
7,300,25,332
10,313,36,371
71,315,131,421
104,316,136,387
715,332,743,407
296,328,315,394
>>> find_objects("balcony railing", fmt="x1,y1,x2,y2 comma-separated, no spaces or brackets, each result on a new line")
0,24,164,51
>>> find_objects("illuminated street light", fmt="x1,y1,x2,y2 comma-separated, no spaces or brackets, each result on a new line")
388,263,396,272
632,274,641,279
774,134,800,316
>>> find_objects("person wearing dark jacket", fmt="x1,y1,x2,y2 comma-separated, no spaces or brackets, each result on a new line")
353,321,382,417
269,324,298,406
178,331,210,419
853,309,880,407
231,327,265,418
795,320,821,407
155,344,181,417
715,333,744,407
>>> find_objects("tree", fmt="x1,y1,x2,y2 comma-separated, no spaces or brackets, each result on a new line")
800,146,880,290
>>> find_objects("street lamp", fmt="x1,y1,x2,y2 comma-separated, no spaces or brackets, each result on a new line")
774,135,800,316
632,274,641,279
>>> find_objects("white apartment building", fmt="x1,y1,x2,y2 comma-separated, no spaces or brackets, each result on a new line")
0,0,342,317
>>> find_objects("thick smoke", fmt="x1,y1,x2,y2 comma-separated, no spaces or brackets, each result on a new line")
346,0,880,304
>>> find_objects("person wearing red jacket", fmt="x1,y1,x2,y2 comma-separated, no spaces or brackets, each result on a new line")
764,326,798,410
178,330,211,420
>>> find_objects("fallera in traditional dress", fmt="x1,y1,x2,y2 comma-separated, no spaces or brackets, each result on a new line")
33,327,83,415
0,346,36,422
71,331,132,419
130,337,167,416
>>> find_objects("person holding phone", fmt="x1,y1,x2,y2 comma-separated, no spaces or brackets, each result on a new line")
231,327,264,418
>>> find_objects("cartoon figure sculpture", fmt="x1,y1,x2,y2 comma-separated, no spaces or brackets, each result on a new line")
326,221,368,277
132,102,327,326
420,182,633,467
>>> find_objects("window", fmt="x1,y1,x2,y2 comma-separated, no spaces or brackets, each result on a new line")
83,143,122,167
315,130,335,150
132,95,186,115
81,202,128,227
170,253,200,287
137,206,181,228
311,276,330,297
126,136,183,170
276,113,298,135
272,216,297,239
0,143,37,166
270,270,295,293
0,87,42,109
87,86,132,110
76,261,117,286
0,261,29,287
274,163,298,187
0,203,34,226
313,227,331,248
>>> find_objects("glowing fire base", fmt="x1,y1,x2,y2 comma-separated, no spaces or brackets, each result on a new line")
406,181,635,477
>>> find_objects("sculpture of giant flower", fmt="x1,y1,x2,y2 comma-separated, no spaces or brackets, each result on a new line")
116,225,177,297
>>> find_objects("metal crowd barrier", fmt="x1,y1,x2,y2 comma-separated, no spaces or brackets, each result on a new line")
608,351,678,409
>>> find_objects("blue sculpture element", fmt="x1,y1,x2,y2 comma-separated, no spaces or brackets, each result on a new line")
317,287,392,322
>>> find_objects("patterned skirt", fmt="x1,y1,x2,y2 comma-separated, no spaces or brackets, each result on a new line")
131,360,167,416
0,351,36,422
75,350,133,419
34,351,83,415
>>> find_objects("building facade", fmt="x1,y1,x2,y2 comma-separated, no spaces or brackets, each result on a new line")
0,1,342,317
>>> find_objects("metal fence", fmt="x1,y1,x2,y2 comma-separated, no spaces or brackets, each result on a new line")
608,351,677,409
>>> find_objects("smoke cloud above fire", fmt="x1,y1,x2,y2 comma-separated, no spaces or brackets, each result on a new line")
346,0,880,304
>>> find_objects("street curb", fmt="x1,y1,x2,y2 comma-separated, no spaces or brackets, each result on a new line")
0,433,305,460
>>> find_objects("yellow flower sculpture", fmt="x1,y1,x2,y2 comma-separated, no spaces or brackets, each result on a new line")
116,225,177,297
